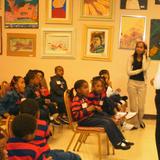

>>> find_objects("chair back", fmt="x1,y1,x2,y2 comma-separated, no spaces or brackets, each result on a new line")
64,90,77,130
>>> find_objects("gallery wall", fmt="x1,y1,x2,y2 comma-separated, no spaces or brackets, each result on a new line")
0,0,160,115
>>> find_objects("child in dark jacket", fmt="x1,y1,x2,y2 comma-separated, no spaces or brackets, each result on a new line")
0,76,25,117
24,70,58,124
70,80,134,150
19,99,81,160
50,66,68,124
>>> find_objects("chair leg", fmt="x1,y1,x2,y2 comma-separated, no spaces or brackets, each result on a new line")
66,132,77,151
83,133,89,143
112,146,115,155
73,133,84,151
77,133,87,151
106,136,110,155
97,134,102,160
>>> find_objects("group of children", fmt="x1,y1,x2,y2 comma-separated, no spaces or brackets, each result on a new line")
0,66,134,159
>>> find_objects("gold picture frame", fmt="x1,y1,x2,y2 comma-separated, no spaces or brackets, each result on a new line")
80,0,114,21
7,33,36,57
83,25,113,61
46,0,72,24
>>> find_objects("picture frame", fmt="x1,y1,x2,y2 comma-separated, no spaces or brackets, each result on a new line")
5,0,39,28
119,15,146,50
120,0,148,10
80,0,114,20
7,33,36,57
46,0,72,24
82,25,113,61
155,0,160,4
149,19,160,60
42,28,75,59
0,16,2,55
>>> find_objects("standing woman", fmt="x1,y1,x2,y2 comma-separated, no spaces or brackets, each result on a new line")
127,41,150,129
150,63,160,159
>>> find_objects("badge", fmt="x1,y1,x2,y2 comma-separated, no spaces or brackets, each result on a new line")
99,101,103,106
82,102,88,109
56,81,61,85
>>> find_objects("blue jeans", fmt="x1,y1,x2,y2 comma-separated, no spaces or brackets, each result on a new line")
47,149,81,160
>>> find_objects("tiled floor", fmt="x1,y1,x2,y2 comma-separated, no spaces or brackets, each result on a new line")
49,120,158,160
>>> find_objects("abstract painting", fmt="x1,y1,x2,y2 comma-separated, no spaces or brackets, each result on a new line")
120,0,147,10
7,33,36,57
149,19,160,60
119,15,146,49
42,28,75,58
83,25,113,61
46,0,72,24
80,0,113,20
5,0,39,28
155,0,160,4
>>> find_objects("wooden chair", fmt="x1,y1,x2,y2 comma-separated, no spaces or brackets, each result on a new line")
64,90,115,160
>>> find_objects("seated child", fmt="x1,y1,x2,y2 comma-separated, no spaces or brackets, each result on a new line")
99,70,128,111
19,99,81,160
0,81,10,99
24,70,58,125
50,66,68,124
7,114,52,160
70,80,134,150
0,131,8,160
0,76,25,118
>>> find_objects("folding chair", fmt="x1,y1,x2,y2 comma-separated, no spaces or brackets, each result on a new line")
64,90,115,160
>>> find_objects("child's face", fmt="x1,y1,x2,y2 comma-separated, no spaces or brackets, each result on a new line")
32,75,41,85
36,73,44,82
15,78,25,93
53,0,65,8
77,82,89,97
136,42,145,55
103,74,110,83
92,81,104,94
56,67,64,77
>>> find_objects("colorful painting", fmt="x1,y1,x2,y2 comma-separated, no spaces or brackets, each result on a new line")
42,29,75,58
80,0,113,20
7,33,36,57
83,25,113,61
46,0,72,24
0,17,2,55
155,0,160,4
120,0,147,10
5,0,39,28
119,15,146,50
149,19,160,60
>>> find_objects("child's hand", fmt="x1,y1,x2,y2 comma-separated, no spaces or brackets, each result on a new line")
150,78,154,86
87,106,96,112
95,106,102,112
45,99,51,104
116,88,121,93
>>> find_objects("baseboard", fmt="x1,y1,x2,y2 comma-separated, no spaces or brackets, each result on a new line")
144,114,156,120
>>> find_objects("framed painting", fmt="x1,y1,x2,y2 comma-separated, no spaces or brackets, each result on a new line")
80,0,113,20
42,28,75,58
83,25,113,61
7,33,36,57
149,19,160,60
120,0,148,10
0,17,2,55
119,15,146,50
46,0,72,24
5,0,39,28
155,0,160,4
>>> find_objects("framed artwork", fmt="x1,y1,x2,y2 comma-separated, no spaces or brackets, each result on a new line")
7,33,36,57
42,28,75,58
149,19,160,60
5,0,39,28
46,0,72,24
80,0,113,20
119,15,146,50
0,17,2,55
83,25,113,61
120,0,148,10
155,0,160,4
